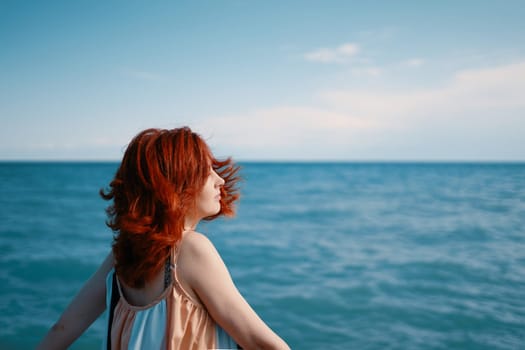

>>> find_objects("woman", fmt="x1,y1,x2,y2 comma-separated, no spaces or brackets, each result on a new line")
37,127,290,350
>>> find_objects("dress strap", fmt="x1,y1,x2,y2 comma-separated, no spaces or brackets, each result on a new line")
166,231,189,288
168,231,206,308
107,271,120,350
171,229,193,267
163,254,172,289
171,240,181,268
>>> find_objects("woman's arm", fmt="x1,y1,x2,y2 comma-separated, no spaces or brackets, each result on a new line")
179,233,290,350
36,251,114,350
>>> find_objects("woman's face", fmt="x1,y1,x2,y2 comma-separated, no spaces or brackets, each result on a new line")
194,166,225,219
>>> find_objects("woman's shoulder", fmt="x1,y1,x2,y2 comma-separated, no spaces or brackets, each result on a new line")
177,231,226,282
179,231,219,259
176,231,226,303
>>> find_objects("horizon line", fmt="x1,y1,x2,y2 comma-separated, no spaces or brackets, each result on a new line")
1,159,524,164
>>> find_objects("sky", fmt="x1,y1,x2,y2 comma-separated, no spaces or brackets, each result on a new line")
1,0,524,161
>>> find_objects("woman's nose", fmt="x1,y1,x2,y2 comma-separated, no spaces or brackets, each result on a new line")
214,170,225,186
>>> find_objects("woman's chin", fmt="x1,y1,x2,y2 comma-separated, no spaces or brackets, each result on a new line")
206,205,221,217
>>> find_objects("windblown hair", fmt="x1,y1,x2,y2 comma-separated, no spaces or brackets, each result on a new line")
100,127,240,288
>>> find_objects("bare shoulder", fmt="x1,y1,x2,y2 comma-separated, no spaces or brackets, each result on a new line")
177,231,225,276
179,230,219,260
177,231,227,300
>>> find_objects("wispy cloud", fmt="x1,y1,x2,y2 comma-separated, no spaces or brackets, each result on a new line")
304,43,360,63
347,58,422,78
197,106,383,159
318,60,525,158
403,58,424,67
198,60,525,160
320,60,525,118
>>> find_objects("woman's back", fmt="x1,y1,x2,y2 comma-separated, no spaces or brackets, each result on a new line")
118,265,166,307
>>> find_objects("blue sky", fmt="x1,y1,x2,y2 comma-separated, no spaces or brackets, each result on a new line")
1,1,524,160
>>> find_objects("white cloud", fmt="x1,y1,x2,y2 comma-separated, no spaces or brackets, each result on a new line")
196,106,384,159
304,43,360,63
320,60,525,119
403,58,424,67
198,60,525,160
317,60,525,159
338,43,360,56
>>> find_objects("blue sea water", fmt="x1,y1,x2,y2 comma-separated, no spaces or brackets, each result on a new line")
0,162,524,349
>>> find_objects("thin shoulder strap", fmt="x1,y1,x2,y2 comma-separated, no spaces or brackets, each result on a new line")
164,234,185,288
107,271,120,350
171,241,181,266
163,253,172,289
168,231,192,284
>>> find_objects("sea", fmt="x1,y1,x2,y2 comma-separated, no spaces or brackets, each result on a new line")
0,162,524,349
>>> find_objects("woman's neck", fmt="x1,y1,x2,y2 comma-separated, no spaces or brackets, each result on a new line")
183,217,199,232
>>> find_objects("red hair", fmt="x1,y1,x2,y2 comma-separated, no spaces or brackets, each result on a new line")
100,127,240,288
